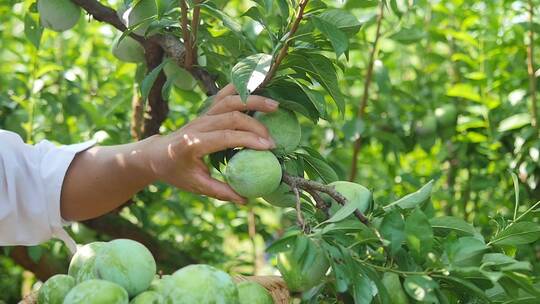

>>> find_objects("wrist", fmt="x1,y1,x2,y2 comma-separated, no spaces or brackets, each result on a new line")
134,134,163,184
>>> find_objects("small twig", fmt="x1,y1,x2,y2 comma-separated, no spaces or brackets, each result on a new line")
180,0,193,68
304,188,330,219
259,0,310,88
288,178,306,231
349,2,385,181
282,173,369,225
527,0,538,131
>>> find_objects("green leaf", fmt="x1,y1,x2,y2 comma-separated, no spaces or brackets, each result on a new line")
285,53,345,113
497,113,531,132
326,199,367,223
482,253,532,272
320,219,368,234
429,216,477,236
511,172,520,221
312,16,349,58
405,208,434,262
318,9,362,35
28,246,43,263
293,234,309,262
433,275,490,302
490,222,540,246
300,153,339,184
384,180,434,210
379,209,405,255
446,237,487,268
24,14,43,50
389,27,425,44
141,59,169,101
403,275,438,302
201,3,243,35
231,53,273,102
446,83,481,102
262,79,321,122
266,229,300,254
352,273,373,304
506,272,540,298
155,0,173,18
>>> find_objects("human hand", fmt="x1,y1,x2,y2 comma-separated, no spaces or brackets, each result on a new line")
147,84,279,204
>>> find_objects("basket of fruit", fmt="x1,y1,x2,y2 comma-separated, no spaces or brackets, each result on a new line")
21,239,289,304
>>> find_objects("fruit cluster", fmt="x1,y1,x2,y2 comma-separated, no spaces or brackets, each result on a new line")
37,239,273,304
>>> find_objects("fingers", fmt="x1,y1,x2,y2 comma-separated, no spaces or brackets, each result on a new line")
206,95,279,115
195,174,247,204
215,84,237,99
198,130,275,155
195,111,271,138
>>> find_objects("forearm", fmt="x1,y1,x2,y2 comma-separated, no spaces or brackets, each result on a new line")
60,135,160,221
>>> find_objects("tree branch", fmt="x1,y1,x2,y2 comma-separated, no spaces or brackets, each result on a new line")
191,0,202,65
130,85,144,140
304,188,330,218
141,42,169,138
3,247,68,282
180,0,193,69
349,2,384,181
70,0,144,44
527,0,538,131
282,173,369,225
259,0,310,88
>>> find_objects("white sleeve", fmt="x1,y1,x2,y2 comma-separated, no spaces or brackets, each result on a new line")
0,130,95,252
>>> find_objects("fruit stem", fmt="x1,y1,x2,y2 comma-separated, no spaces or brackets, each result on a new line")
282,173,370,225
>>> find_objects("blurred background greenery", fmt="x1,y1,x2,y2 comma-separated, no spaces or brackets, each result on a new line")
1,0,539,302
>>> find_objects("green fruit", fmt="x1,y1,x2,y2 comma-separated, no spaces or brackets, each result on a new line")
435,104,457,127
119,0,172,36
163,61,197,90
112,35,145,63
224,150,282,198
263,159,301,207
381,273,409,304
415,115,437,150
37,274,75,304
148,275,174,296
38,0,81,32
237,281,273,304
277,243,329,292
327,181,372,216
68,242,106,283
415,115,437,135
94,239,156,297
165,264,239,303
263,183,296,207
255,109,301,155
130,291,164,304
63,279,128,304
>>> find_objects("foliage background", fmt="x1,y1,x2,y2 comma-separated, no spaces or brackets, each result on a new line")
1,0,540,302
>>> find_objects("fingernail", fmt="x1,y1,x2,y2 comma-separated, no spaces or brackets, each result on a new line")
265,99,279,108
259,137,276,148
